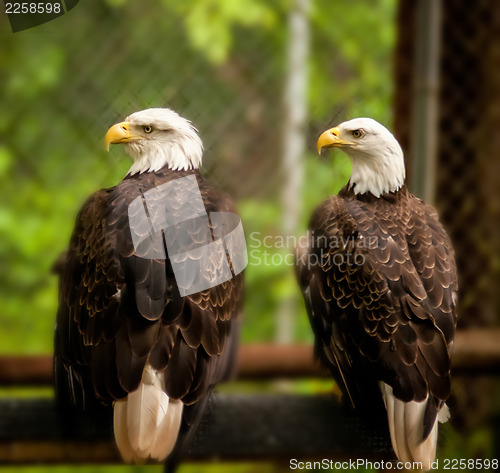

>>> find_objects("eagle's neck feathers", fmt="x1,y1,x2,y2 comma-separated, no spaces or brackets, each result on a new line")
348,146,406,197
341,183,409,204
126,136,203,175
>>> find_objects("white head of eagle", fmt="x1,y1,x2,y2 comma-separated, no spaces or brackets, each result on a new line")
105,107,203,175
56,107,244,465
300,117,458,468
317,117,406,197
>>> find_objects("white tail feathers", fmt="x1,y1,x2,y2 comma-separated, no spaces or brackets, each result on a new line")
113,365,183,463
379,382,449,470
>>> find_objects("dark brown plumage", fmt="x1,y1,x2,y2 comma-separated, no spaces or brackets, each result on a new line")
54,109,244,465
299,118,458,467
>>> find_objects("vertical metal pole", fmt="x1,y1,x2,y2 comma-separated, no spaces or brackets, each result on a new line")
277,0,310,343
410,0,442,203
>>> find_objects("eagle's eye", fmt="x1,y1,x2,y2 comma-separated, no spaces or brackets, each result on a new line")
143,125,153,134
352,129,364,139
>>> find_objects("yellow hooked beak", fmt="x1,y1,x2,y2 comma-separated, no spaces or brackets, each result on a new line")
105,121,142,150
316,126,353,154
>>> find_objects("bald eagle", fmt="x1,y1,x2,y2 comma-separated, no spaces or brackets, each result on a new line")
297,118,457,467
54,108,244,464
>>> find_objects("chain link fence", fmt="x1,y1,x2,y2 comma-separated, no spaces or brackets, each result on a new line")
395,0,500,329
394,0,500,438
0,0,498,462
1,0,396,351
3,0,284,199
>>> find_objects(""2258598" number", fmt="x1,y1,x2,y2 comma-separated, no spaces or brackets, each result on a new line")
5,3,62,14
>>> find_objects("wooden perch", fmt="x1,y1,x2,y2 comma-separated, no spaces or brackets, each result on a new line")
0,328,499,386
0,394,392,464
0,329,498,464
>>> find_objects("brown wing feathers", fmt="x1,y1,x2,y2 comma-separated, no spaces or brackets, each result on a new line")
55,169,243,414
298,186,457,434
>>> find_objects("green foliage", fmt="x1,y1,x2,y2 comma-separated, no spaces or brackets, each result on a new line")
0,464,276,473
0,2,494,468
0,0,397,353
169,0,280,64
439,422,495,466
309,0,396,123
239,151,352,343
0,466,163,473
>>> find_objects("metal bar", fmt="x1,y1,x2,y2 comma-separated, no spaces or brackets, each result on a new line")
277,0,311,344
409,0,442,203
0,395,392,463
1,329,500,386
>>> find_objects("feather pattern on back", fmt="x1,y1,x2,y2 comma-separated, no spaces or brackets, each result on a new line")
55,167,244,463
297,185,458,467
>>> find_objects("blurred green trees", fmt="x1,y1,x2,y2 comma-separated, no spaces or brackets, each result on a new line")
0,0,396,353
2,2,494,472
